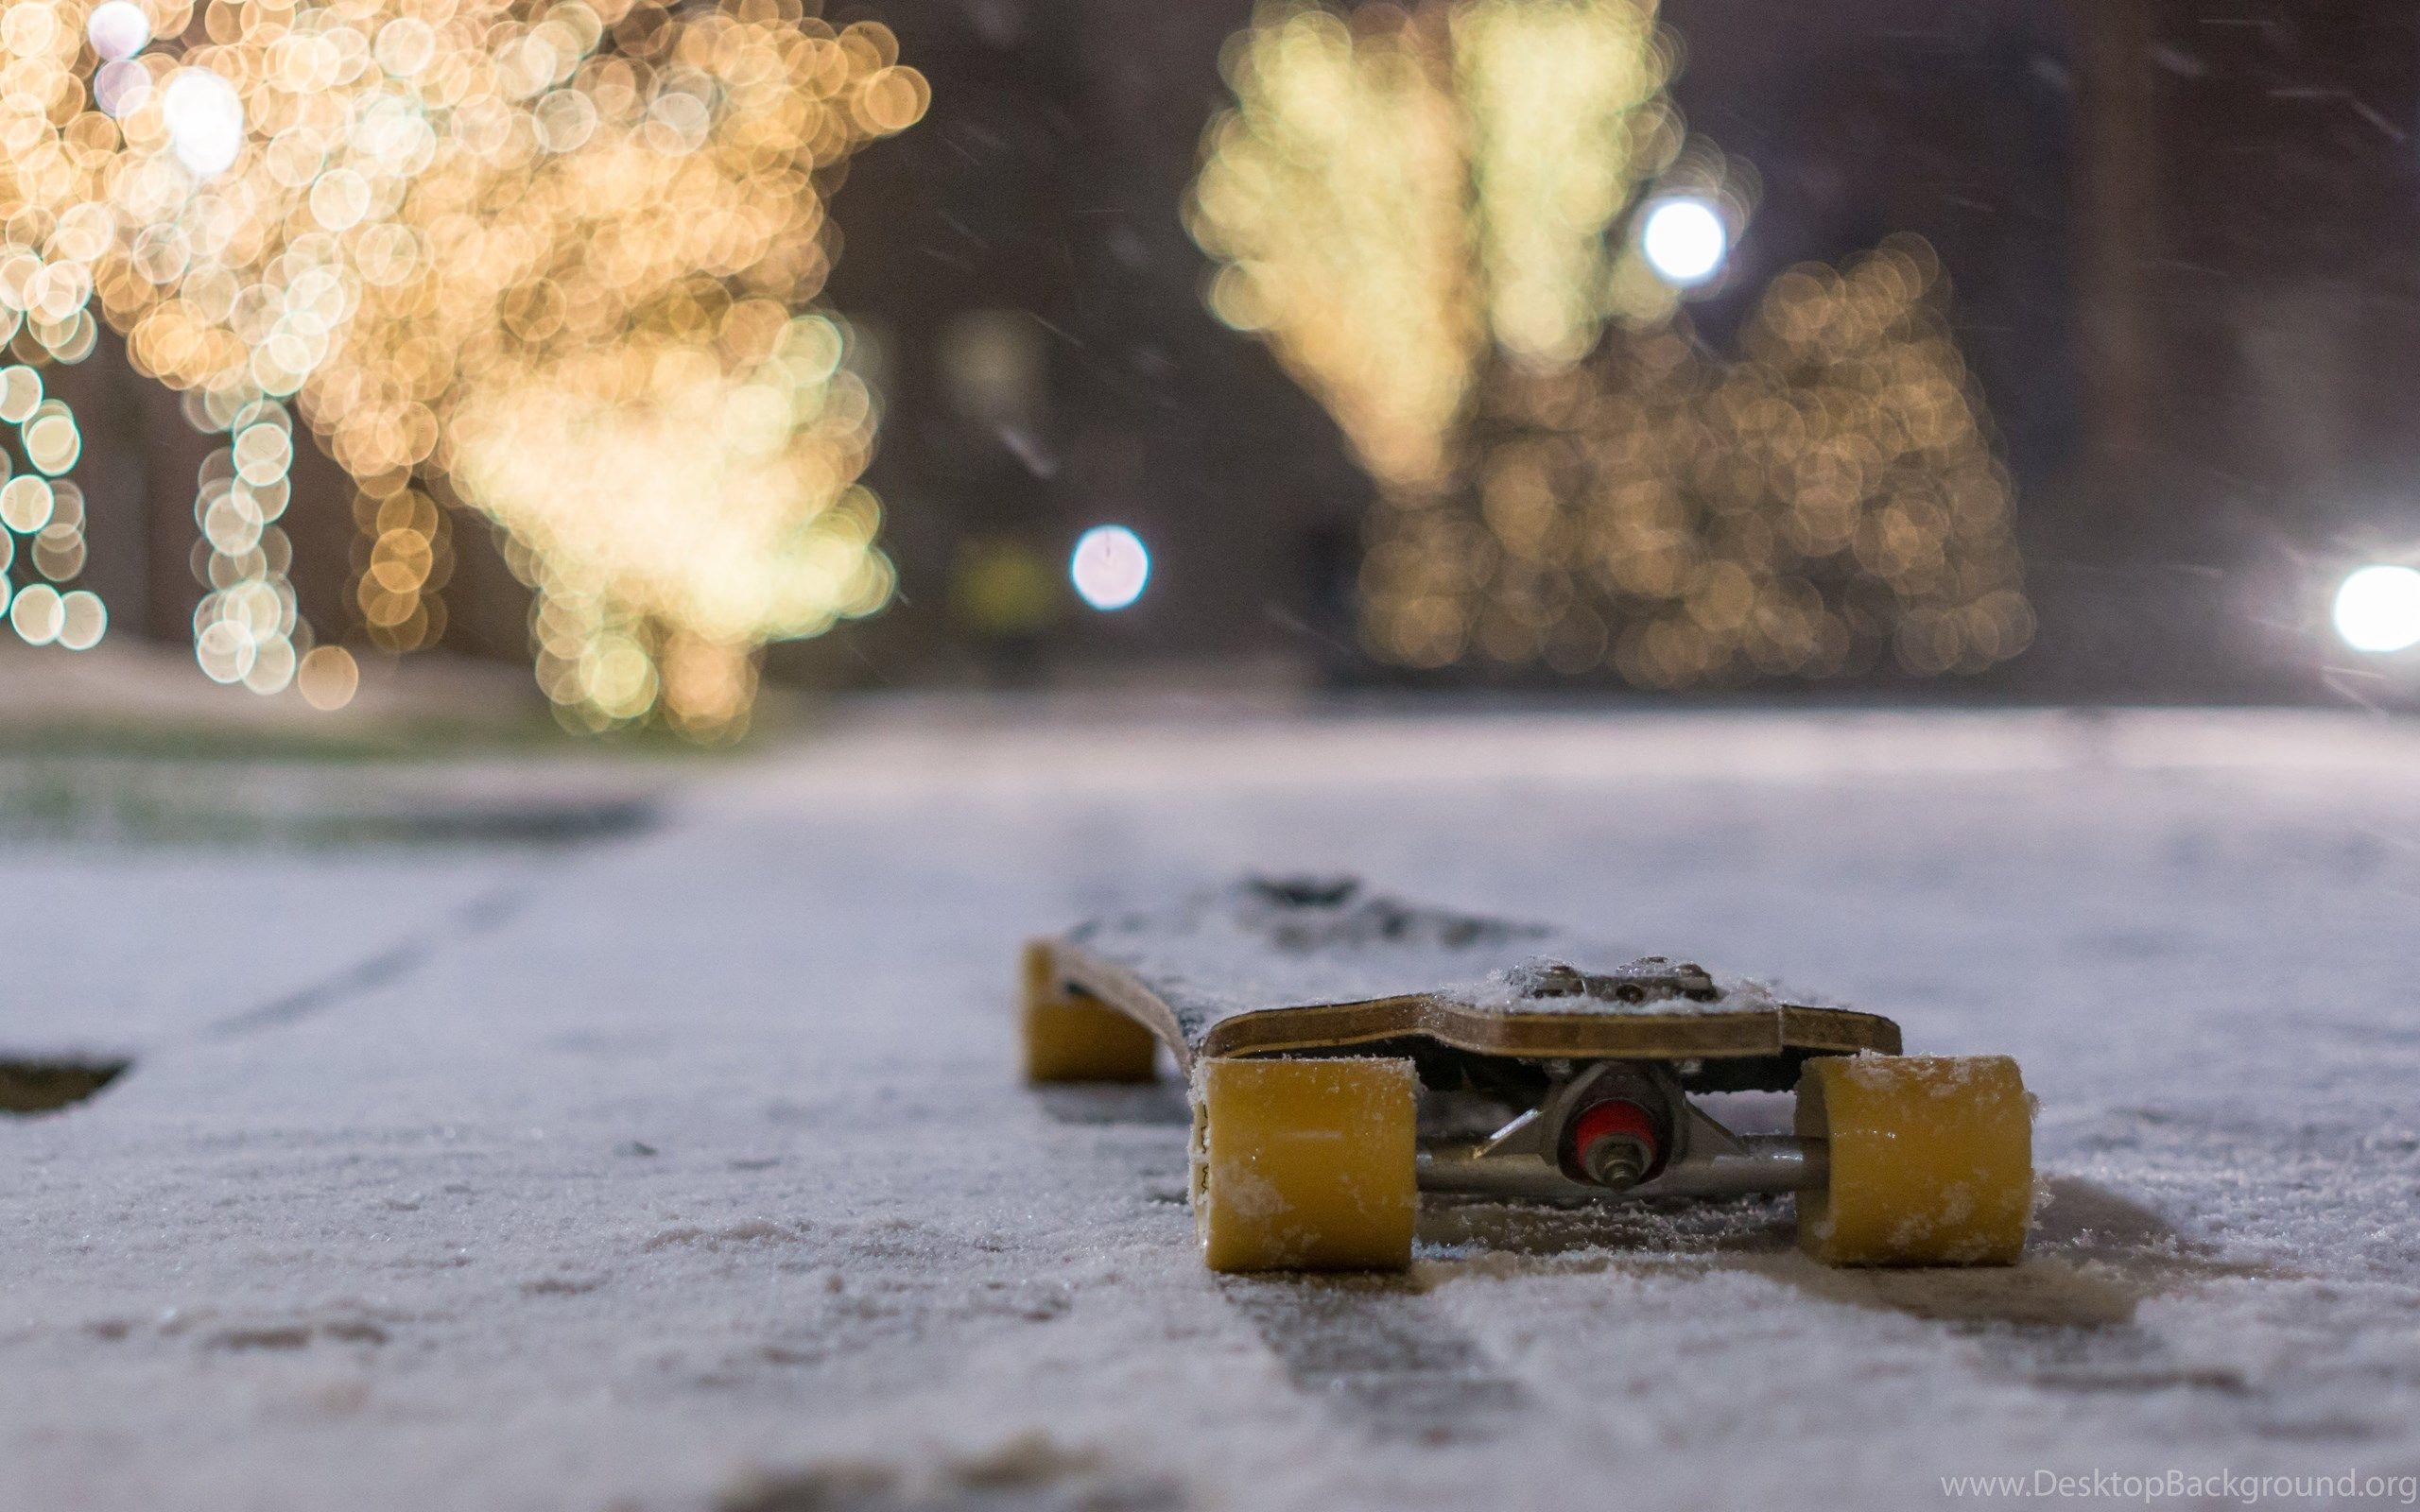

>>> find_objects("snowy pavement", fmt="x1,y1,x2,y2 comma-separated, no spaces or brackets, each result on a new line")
7,703,2420,1511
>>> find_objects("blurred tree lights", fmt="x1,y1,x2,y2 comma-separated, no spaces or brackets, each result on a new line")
1189,0,2031,685
0,0,924,735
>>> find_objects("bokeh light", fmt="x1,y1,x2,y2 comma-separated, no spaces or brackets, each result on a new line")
82,0,146,60
161,67,244,179
1070,525,1150,611
1640,195,1727,285
2333,564,2420,655
1190,0,2028,685
0,0,925,733
296,644,359,710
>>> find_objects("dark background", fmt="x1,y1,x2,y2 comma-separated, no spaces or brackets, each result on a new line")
47,1,2420,703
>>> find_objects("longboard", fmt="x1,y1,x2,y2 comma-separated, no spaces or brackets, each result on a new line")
1022,877,2032,1274
1029,875,1900,1078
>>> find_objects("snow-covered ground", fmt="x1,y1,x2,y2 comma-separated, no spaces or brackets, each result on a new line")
7,703,2420,1511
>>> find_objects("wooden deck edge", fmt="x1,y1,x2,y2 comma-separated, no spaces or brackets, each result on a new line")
1038,938,1901,1072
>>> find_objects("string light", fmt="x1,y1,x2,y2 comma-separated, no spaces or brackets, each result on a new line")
0,0,110,652
1363,243,2031,680
1188,4,1486,494
0,0,925,734
1191,0,2030,685
83,0,146,59
189,392,302,692
0,356,103,650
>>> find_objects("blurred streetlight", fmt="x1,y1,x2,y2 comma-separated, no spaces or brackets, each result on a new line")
2332,563,2420,654
1640,196,1728,286
1071,526,1150,611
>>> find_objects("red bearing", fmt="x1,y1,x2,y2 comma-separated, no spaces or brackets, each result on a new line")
1565,1099,1663,1182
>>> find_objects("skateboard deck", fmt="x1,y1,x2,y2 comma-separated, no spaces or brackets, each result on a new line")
1022,876,2030,1273
1028,875,1899,1082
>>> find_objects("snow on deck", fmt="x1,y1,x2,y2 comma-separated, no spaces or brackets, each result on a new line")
5,703,2419,1510
1061,878,1784,1039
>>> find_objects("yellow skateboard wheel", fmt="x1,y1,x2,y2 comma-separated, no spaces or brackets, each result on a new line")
1189,1056,1418,1273
1020,940,1158,1084
1794,1054,2032,1266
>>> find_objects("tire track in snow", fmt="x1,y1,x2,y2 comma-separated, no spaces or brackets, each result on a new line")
1221,1276,1525,1443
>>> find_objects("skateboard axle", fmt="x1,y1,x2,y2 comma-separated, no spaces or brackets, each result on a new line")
1421,1129,1825,1201
1421,1066,1829,1202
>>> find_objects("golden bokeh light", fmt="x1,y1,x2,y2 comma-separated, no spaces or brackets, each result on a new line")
1192,0,2029,685
1190,4,1482,494
9,580,64,644
295,641,357,708
0,0,924,730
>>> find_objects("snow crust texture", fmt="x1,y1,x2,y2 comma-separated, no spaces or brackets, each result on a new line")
5,705,2420,1511
1063,874,1773,1040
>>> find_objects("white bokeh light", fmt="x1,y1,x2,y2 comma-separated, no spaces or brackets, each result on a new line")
95,59,150,117
85,0,151,60
2333,563,2420,654
1640,196,1729,286
1070,524,1150,611
163,68,246,179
